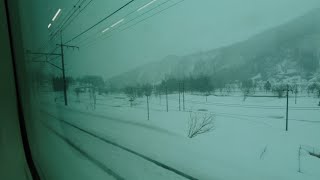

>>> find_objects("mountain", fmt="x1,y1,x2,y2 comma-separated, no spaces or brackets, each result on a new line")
108,9,320,88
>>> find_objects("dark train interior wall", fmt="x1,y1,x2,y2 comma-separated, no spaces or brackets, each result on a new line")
0,0,31,179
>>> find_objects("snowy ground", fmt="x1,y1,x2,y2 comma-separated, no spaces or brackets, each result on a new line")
37,89,320,180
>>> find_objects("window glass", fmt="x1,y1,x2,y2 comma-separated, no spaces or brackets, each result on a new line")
14,0,320,179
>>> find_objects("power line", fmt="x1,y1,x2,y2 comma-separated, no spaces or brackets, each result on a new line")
52,91,320,125
128,97,320,124
77,0,173,47
122,0,184,32
33,0,183,61
35,0,83,53
81,0,185,49
42,0,87,58
61,0,94,32
73,0,154,46
67,95,274,127
65,0,136,44
49,7,80,41
48,55,61,62
149,99,275,121
168,96,320,110
29,46,59,61
31,0,87,62
50,0,86,41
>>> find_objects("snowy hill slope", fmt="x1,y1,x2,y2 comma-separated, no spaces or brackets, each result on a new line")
108,9,320,88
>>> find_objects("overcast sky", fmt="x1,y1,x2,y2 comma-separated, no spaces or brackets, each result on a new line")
23,0,320,79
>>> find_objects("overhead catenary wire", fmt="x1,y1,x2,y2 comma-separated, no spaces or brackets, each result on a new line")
49,7,79,41
31,0,94,66
33,0,183,60
50,0,87,41
121,0,184,32
56,0,156,46
48,55,61,62
30,0,84,60
71,0,145,46
49,0,86,42
30,46,60,61
64,0,136,44
80,0,185,49
60,0,94,32
76,0,174,47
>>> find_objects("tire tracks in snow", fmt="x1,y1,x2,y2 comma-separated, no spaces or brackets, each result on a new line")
41,119,125,180
41,110,199,180
42,103,180,137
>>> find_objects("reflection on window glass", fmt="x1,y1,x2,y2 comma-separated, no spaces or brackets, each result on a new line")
16,0,320,179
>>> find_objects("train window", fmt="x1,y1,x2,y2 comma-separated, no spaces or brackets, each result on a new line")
9,0,320,179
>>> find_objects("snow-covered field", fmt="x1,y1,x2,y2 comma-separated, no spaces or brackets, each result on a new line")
38,90,320,180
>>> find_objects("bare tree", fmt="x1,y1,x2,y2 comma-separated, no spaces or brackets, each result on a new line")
74,87,82,103
89,87,97,110
291,84,299,104
124,86,136,107
298,145,302,173
142,84,153,120
154,84,163,104
272,84,286,98
241,79,254,101
188,112,215,138
166,84,168,112
264,81,272,93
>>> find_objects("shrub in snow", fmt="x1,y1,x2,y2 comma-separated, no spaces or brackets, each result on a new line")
74,87,83,102
187,112,215,138
124,86,137,107
264,81,272,93
241,79,255,101
307,83,320,98
272,84,287,98
89,87,97,110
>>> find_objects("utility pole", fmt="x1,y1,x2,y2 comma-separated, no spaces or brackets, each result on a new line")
179,82,181,111
286,84,289,131
147,95,150,120
27,31,78,107
294,86,298,104
298,145,302,173
56,31,79,106
60,31,67,106
183,80,185,111
166,85,168,112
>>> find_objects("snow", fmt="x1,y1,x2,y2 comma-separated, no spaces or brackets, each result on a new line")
37,89,320,180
